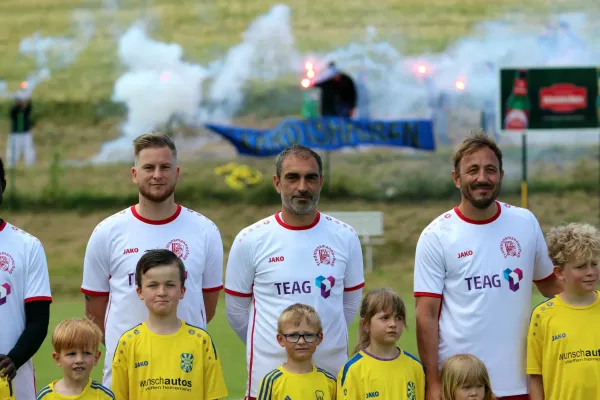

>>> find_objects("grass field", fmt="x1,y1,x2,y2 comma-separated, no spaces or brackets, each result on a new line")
0,0,595,102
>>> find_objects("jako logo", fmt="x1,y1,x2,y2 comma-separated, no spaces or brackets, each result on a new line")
366,392,379,398
315,276,335,299
123,248,139,254
503,268,524,292
457,250,473,258
135,361,148,368
0,283,11,306
552,333,567,341
269,256,284,263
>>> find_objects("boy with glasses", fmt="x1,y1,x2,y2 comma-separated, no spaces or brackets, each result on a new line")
257,304,336,400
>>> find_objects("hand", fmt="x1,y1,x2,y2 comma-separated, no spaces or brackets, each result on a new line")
426,380,442,400
0,355,17,381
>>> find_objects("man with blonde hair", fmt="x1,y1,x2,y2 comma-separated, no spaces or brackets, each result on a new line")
414,130,562,400
528,222,600,400
81,132,224,388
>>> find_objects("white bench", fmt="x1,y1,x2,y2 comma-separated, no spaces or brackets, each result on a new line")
325,211,385,274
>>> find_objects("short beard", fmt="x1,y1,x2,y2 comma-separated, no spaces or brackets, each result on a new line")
461,182,501,210
281,194,320,215
139,184,176,203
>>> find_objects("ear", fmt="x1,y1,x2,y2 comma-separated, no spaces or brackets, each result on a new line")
180,285,186,299
316,331,324,345
94,351,102,365
276,333,286,348
553,266,564,281
52,352,61,366
500,169,504,181
132,166,138,184
319,175,325,188
176,166,180,181
273,175,281,194
359,317,368,333
452,169,461,190
136,287,143,300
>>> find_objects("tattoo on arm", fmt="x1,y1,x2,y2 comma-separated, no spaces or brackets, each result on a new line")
84,294,90,301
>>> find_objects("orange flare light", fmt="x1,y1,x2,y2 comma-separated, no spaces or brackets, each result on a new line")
20,81,28,89
301,78,310,88
455,80,466,90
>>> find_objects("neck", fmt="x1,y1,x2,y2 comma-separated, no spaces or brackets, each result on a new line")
283,358,314,374
136,196,177,221
146,314,181,335
560,290,598,307
458,199,498,221
365,342,399,359
54,376,88,396
280,207,317,227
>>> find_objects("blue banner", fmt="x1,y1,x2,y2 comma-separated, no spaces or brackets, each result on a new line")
205,117,435,157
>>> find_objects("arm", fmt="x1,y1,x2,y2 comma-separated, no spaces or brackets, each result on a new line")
415,297,442,391
81,224,111,338
202,223,225,324
84,294,109,344
111,342,129,400
225,294,251,343
0,300,50,380
343,230,365,324
224,230,255,342
532,216,562,297
204,335,228,399
413,231,446,400
529,375,544,400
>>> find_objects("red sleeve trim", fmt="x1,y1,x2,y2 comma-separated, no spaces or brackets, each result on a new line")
224,288,253,297
80,288,110,296
533,272,555,283
344,282,365,292
414,292,443,298
24,296,52,303
202,285,224,293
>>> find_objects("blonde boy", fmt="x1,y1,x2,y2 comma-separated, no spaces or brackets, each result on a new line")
257,303,336,400
37,318,114,399
527,222,600,400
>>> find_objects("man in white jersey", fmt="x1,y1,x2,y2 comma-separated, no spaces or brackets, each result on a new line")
0,157,52,399
81,133,224,388
414,131,562,400
225,144,365,400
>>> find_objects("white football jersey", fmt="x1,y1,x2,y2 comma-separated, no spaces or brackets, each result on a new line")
80,205,224,388
0,221,52,400
225,212,365,399
413,201,554,397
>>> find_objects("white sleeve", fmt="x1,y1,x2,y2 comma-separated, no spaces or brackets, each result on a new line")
413,231,446,297
343,289,362,326
81,225,111,295
202,224,224,292
532,216,554,282
224,232,255,297
225,294,252,343
344,232,365,291
24,239,52,303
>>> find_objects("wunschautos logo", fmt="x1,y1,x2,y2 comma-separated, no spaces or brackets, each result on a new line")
558,348,600,364
139,377,192,391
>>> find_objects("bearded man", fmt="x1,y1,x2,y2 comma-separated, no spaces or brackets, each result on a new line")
81,132,224,388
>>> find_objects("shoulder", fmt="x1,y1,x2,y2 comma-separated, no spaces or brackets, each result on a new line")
417,208,458,241
90,381,115,399
182,322,219,353
402,350,424,370
36,384,54,399
4,223,43,248
233,215,276,243
316,366,337,383
318,213,360,240
90,208,132,235
498,201,539,225
339,352,365,384
531,296,560,319
259,367,284,386
179,207,221,233
116,323,144,345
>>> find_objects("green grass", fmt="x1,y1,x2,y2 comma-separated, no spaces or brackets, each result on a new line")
0,0,595,103
34,293,549,398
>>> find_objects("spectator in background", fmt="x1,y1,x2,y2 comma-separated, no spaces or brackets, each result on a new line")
6,91,35,167
314,62,357,118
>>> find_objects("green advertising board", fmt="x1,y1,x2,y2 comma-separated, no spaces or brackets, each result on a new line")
499,66,600,131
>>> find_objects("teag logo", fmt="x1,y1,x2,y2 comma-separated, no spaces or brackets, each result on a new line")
503,268,524,292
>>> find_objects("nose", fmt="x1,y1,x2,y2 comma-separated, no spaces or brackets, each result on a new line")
297,177,308,192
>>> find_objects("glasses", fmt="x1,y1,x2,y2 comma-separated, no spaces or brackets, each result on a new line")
281,333,320,343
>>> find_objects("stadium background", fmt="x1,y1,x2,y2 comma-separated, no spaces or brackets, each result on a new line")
0,0,599,398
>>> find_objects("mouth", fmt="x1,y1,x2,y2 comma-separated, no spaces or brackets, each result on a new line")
73,366,86,372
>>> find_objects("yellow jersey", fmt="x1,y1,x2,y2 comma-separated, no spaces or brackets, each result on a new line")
36,379,114,399
527,292,600,400
257,365,337,400
111,320,228,400
0,377,13,400
337,348,425,400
